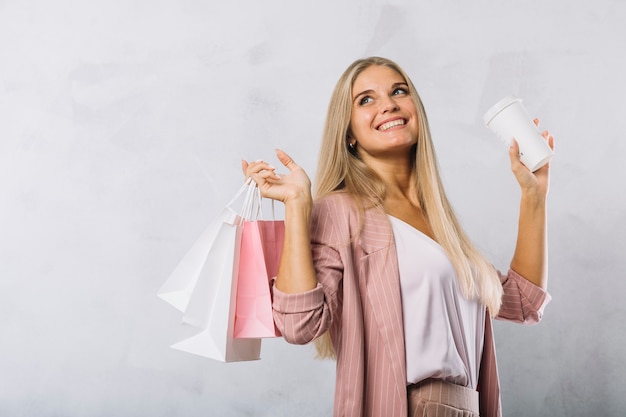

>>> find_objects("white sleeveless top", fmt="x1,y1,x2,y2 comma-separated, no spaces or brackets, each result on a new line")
388,216,485,389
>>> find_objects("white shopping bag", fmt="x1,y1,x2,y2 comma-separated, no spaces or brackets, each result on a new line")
159,180,262,362
157,216,224,312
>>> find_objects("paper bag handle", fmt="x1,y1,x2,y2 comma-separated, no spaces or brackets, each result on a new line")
227,178,278,221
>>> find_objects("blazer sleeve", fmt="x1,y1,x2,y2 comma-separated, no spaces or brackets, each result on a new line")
271,196,346,345
495,268,552,324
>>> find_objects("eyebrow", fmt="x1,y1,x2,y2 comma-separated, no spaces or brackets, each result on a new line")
352,82,409,103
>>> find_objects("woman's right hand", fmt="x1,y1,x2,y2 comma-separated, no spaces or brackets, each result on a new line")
243,150,318,295
241,149,312,206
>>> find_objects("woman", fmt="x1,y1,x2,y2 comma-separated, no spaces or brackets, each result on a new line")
243,57,553,417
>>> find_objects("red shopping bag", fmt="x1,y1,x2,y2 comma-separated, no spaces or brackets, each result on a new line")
233,219,284,338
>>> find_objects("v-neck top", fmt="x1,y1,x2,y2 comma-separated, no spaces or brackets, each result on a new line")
388,215,485,389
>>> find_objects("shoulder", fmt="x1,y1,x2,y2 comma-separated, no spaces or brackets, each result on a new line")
312,191,391,248
313,191,356,215
310,192,355,236
310,192,361,245
313,191,389,225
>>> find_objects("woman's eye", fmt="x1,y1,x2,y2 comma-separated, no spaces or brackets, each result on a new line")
392,87,407,96
359,96,373,105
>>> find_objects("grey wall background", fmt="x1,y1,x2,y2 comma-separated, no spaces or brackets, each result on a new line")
1,0,625,416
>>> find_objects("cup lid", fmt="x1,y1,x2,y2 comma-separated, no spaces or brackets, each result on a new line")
483,95,522,126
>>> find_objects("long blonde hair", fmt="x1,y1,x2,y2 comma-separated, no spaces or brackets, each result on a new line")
313,57,503,359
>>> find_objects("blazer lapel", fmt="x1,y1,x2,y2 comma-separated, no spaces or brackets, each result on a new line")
358,207,407,398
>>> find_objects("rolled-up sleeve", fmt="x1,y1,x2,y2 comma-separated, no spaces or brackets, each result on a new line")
496,268,552,324
271,196,346,345
272,283,329,344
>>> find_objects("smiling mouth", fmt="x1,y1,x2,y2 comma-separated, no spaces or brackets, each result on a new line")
378,119,406,131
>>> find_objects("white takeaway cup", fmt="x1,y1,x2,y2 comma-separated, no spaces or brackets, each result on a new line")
483,96,553,172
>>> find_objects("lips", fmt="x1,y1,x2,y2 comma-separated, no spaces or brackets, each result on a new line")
377,118,406,131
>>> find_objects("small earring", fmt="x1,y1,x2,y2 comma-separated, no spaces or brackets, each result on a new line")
349,141,356,149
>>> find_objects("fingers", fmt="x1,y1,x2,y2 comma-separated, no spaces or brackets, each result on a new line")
534,116,555,151
242,158,280,184
548,135,554,151
534,117,555,149
275,148,299,172
539,129,555,151
508,139,522,165
242,149,301,184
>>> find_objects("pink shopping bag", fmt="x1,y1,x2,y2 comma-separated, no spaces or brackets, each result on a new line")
233,219,284,338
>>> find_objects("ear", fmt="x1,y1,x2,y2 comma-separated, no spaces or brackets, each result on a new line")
346,131,356,145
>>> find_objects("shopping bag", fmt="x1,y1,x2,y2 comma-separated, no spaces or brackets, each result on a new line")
156,180,255,312
157,216,224,313
233,219,284,338
159,180,262,362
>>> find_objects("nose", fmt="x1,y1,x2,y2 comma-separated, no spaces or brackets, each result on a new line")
379,96,399,113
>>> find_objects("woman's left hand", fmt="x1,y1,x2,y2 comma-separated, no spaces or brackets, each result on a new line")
509,118,555,197
508,118,553,289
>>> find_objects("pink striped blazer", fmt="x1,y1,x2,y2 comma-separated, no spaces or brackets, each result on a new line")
272,192,551,417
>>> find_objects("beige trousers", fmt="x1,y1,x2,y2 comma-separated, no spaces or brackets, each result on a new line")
408,379,480,417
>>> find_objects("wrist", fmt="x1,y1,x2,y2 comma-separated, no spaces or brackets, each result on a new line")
284,185,312,204
284,190,313,211
519,193,547,221
520,188,547,206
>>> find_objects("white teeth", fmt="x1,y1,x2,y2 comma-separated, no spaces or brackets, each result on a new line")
378,119,405,131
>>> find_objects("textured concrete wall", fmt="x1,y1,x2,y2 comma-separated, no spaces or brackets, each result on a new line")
1,1,624,416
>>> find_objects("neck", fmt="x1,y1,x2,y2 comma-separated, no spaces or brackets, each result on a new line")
361,152,418,203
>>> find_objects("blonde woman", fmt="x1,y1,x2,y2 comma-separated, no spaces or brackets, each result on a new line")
243,57,553,417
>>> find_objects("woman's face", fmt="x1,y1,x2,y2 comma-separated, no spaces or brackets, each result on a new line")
349,65,419,160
